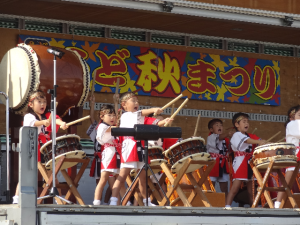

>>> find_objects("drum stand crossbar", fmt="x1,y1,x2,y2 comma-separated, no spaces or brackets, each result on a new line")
250,159,300,208
160,158,216,207
36,50,72,204
121,140,170,206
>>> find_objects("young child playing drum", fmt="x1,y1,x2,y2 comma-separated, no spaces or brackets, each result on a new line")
225,112,267,208
13,90,68,204
275,105,300,208
109,92,173,206
206,119,233,200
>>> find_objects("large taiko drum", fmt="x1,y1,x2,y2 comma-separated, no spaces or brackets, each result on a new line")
40,134,86,170
0,44,89,116
253,143,297,169
164,137,211,174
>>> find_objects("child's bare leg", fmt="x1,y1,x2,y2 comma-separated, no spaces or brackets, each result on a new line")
12,183,20,204
110,168,131,205
226,179,242,206
94,171,111,205
219,182,229,199
246,180,253,206
138,169,147,199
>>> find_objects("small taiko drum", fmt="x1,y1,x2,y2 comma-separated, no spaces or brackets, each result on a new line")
164,137,211,174
130,146,167,177
0,44,89,116
40,134,86,170
253,143,297,169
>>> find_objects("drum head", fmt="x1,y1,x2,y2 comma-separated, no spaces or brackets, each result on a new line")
0,44,40,112
171,152,212,174
45,150,86,170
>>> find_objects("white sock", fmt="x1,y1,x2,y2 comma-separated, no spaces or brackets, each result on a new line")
143,198,156,206
126,201,132,206
12,196,19,204
93,200,101,205
225,205,231,208
109,197,118,206
274,201,281,208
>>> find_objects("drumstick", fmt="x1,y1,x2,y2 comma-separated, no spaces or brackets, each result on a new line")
114,78,120,117
154,93,183,116
66,115,90,127
48,102,58,123
164,98,189,127
91,70,97,97
252,128,257,134
168,103,175,127
193,114,201,137
266,131,281,142
276,137,286,143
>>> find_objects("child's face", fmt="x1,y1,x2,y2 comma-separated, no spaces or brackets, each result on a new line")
29,97,47,115
101,113,116,126
293,111,300,120
210,122,223,135
122,96,139,112
235,118,249,133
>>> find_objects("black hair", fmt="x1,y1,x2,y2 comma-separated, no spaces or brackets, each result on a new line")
232,112,249,130
98,104,115,118
285,105,300,127
26,90,47,120
208,118,223,130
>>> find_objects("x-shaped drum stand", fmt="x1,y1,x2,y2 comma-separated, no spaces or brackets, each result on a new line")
250,159,300,208
37,156,90,205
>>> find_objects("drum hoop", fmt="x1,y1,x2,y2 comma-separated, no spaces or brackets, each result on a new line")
171,152,211,169
148,146,164,151
67,49,90,107
12,44,41,114
254,142,295,155
40,134,81,153
164,137,205,156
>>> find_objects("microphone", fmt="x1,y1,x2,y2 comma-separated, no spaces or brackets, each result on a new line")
47,48,64,58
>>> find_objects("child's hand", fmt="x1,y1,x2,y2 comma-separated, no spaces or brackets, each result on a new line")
258,139,269,146
113,94,119,104
153,108,163,115
60,122,69,130
43,120,50,127
162,117,173,125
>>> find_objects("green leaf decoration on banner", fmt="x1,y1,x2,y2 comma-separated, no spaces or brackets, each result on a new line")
248,85,267,104
185,52,195,65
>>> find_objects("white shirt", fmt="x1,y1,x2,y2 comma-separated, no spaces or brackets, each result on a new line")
96,123,114,145
230,131,250,152
23,113,43,134
120,111,144,128
206,133,224,154
286,120,300,147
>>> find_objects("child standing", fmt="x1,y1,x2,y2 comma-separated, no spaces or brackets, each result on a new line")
109,92,173,206
206,119,233,200
225,112,267,208
93,104,121,205
13,90,68,204
275,105,300,208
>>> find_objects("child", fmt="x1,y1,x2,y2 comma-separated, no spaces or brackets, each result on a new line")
275,105,300,208
225,112,267,208
13,90,68,204
206,119,233,200
109,92,173,206
93,104,121,205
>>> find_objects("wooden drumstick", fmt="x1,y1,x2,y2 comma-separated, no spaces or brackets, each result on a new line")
276,136,286,143
252,128,257,134
48,102,58,123
168,103,175,127
114,78,120,116
193,114,201,137
164,98,189,127
154,93,183,116
66,115,90,127
91,70,97,97
266,131,281,142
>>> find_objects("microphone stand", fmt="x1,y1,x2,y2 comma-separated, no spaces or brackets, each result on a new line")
37,49,72,204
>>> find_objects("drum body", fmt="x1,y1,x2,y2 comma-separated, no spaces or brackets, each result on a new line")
164,137,211,174
40,134,86,170
0,44,89,116
253,143,297,169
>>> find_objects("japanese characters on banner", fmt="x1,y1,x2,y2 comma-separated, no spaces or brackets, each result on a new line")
19,35,280,106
